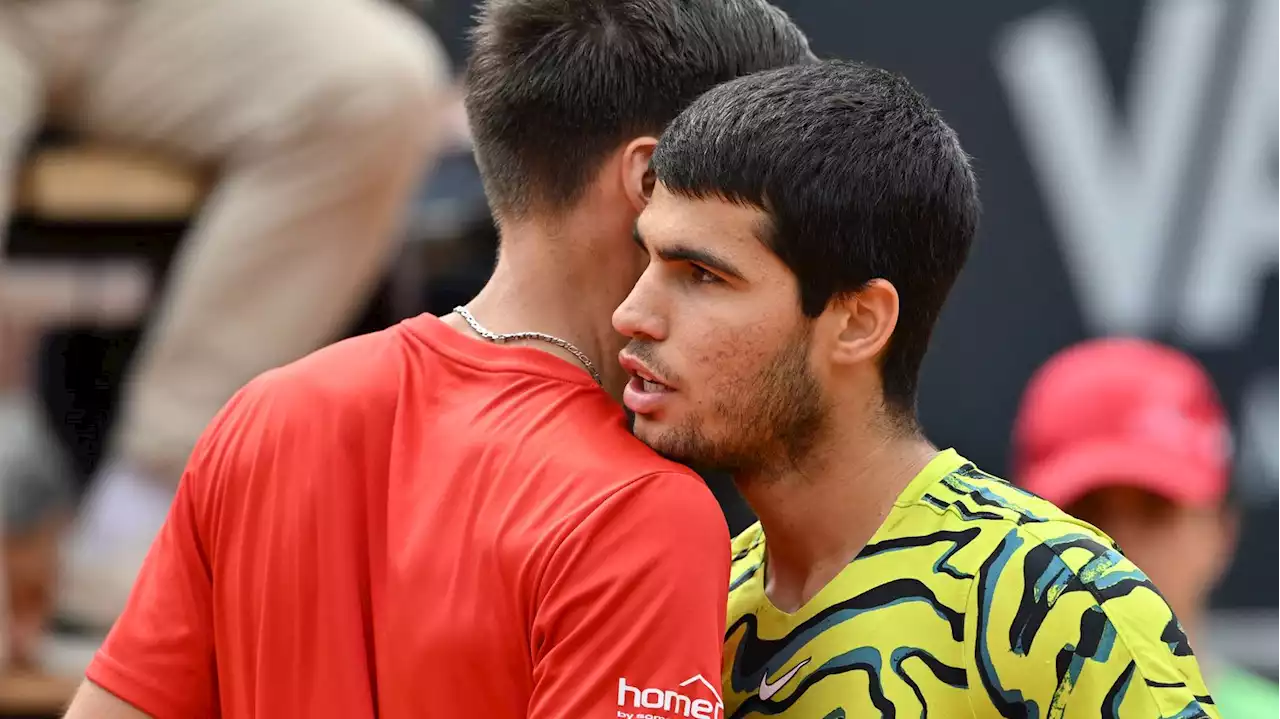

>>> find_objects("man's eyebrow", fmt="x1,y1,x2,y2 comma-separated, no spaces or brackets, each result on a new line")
634,224,746,280
662,244,746,281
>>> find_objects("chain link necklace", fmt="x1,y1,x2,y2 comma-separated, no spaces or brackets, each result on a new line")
453,306,602,386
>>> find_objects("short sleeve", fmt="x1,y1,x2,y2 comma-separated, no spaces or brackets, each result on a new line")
963,524,1221,718
527,471,732,719
84,385,260,719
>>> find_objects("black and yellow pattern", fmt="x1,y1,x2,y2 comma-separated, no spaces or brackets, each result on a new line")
724,450,1219,718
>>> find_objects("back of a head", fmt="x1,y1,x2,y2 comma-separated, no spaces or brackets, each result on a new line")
464,0,813,221
651,60,980,415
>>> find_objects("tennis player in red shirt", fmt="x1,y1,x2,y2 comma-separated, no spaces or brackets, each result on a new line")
62,2,812,718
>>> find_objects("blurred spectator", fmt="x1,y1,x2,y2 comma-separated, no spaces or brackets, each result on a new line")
1013,338,1280,719
0,315,73,670
0,0,451,646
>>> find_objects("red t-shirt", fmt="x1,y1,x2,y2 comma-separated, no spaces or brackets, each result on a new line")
87,314,731,719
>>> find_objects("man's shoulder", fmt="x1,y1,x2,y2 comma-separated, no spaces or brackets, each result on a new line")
935,466,1144,594
501,427,716,550
980,513,1164,625
527,413,704,498
567,463,717,534
196,328,407,452
238,325,408,411
889,460,1118,567
266,326,407,400
544,468,730,585
939,468,1189,671
925,468,1214,716
885,459,1179,631
916,461,1092,530
918,462,1143,598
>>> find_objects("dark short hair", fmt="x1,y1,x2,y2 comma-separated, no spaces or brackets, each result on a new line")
463,0,813,220
652,60,980,416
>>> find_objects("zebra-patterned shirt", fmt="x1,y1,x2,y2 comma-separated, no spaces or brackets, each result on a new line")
723,449,1219,718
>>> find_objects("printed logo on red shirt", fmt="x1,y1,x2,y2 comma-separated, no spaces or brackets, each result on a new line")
616,675,724,719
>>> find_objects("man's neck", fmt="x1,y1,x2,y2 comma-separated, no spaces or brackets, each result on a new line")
444,220,632,398
738,423,938,613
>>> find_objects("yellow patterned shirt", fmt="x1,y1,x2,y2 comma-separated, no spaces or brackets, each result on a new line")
723,450,1220,718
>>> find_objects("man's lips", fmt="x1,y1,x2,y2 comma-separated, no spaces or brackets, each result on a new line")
618,353,671,388
619,352,674,415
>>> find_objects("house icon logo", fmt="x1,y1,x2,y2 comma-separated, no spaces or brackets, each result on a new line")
616,674,724,719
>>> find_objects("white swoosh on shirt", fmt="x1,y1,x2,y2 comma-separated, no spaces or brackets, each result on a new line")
759,658,811,701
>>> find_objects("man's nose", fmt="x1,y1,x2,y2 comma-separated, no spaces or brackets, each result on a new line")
613,274,667,342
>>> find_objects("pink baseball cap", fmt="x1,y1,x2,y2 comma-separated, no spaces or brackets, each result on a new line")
1013,338,1232,509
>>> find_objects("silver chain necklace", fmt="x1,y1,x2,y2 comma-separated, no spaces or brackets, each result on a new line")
453,306,602,386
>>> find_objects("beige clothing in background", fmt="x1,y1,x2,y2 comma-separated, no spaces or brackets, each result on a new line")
0,0,450,480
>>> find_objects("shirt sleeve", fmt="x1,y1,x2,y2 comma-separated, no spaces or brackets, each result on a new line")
527,471,732,719
963,523,1221,718
84,386,259,719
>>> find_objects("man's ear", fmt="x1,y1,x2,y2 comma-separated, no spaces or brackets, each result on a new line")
622,136,659,213
827,279,900,366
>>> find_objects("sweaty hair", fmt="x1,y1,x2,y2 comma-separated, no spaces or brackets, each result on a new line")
463,0,813,220
651,60,980,417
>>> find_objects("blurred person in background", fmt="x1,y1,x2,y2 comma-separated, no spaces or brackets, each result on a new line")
615,61,1219,716
63,0,814,716
0,316,72,670
0,0,451,645
1013,337,1280,719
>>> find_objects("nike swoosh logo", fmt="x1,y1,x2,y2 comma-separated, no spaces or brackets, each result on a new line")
759,658,811,701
